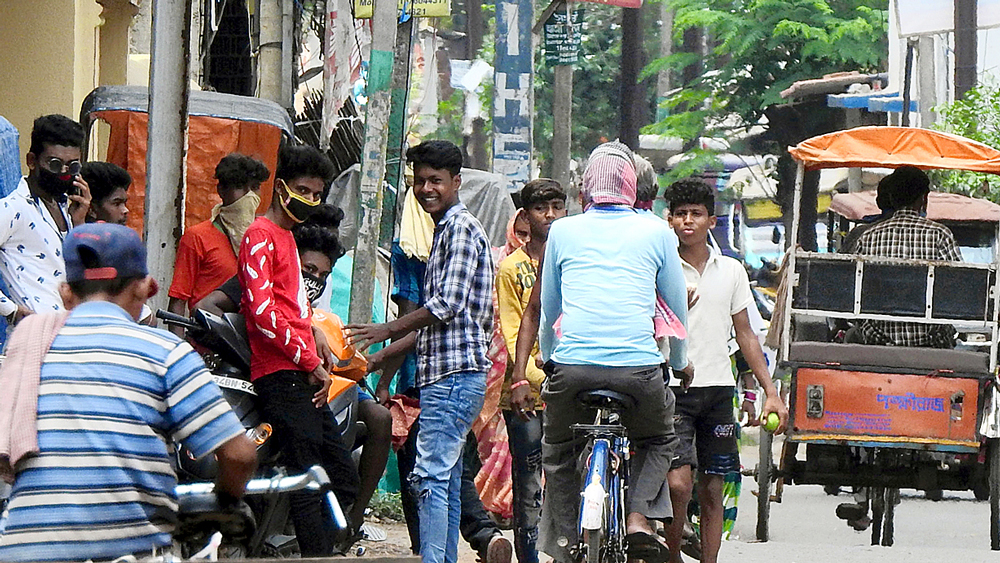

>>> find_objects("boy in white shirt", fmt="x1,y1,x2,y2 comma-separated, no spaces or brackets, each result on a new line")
662,179,787,563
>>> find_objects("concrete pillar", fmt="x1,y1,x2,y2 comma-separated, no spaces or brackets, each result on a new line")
144,0,192,311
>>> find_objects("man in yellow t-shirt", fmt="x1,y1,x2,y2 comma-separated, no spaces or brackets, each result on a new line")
496,178,566,563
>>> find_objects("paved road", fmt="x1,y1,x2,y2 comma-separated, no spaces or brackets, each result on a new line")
367,429,999,563
724,429,996,562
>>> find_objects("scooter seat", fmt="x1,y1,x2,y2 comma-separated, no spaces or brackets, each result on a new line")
576,389,635,412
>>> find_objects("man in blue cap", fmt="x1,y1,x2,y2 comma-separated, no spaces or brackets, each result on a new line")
0,223,257,563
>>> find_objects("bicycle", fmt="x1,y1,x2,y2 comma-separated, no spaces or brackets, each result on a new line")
572,389,633,563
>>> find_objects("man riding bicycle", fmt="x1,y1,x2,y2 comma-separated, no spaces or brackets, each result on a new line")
513,142,690,563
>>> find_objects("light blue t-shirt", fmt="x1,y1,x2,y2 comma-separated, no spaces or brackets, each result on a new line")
539,205,688,369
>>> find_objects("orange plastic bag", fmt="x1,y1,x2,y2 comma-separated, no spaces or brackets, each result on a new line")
311,309,368,382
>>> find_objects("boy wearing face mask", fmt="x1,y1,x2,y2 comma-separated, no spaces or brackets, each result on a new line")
0,114,91,325
239,145,360,557
166,154,269,334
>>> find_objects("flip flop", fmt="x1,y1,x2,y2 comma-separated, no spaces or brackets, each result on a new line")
625,531,671,563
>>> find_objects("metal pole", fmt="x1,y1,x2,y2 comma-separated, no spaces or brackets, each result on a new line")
954,0,978,100
901,40,915,127
780,162,805,363
348,0,397,324
145,0,192,313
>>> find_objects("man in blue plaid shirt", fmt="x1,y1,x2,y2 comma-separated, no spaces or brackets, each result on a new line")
348,140,494,563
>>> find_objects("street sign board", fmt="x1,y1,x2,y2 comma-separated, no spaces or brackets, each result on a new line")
354,0,449,19
544,7,584,66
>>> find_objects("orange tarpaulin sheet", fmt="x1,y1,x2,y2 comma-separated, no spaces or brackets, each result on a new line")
829,190,1000,222
92,110,282,235
789,126,1000,174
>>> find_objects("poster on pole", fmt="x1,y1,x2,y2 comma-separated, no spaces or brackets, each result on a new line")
544,6,584,66
492,0,533,193
354,0,450,19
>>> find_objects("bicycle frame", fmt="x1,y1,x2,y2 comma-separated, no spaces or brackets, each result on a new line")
574,407,630,563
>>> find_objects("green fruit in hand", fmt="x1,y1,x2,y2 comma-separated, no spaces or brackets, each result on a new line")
762,412,780,433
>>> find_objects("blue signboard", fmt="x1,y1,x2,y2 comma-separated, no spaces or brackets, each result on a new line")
492,0,533,192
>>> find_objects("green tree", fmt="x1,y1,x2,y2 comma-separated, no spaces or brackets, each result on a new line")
930,79,1000,200
646,0,888,180
534,3,663,170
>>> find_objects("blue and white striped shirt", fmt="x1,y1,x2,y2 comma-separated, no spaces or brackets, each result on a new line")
0,301,244,562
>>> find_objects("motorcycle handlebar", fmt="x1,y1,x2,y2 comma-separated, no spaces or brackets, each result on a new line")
175,465,348,530
156,309,199,330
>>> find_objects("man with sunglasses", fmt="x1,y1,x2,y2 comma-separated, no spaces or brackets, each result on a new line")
0,115,91,325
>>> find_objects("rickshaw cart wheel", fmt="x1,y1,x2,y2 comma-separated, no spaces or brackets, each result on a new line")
756,428,773,542
990,438,1000,550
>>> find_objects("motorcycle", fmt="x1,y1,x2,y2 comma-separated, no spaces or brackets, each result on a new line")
156,309,363,557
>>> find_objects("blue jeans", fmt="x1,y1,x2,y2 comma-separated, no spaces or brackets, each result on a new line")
412,372,487,563
503,411,543,563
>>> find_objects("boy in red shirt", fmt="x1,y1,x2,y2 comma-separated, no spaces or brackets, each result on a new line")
168,154,270,333
239,145,358,556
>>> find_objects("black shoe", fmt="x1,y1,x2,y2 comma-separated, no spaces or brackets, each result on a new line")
835,502,866,522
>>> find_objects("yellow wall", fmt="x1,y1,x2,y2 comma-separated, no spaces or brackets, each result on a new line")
0,0,134,173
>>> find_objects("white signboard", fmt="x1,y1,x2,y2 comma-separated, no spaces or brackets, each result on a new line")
896,0,1000,37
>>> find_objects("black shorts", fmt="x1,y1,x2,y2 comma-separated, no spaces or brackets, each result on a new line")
668,386,740,475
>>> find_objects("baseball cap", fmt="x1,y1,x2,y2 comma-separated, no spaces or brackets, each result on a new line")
63,223,148,282
583,141,638,206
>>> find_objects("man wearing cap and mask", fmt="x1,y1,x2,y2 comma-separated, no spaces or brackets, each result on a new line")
0,223,256,562
531,142,690,563
0,115,92,325
238,144,359,557
166,153,270,335
855,165,962,348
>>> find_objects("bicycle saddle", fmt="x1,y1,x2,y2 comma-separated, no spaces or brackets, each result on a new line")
576,389,635,411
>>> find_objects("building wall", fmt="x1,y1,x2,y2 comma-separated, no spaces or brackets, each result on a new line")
0,0,135,172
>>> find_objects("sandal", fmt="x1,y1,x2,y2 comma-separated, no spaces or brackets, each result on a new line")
625,531,671,563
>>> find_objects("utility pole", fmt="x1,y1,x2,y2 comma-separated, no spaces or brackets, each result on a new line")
381,18,416,247
619,6,642,149
467,0,489,170
655,2,673,121
145,0,192,312
552,62,572,188
349,0,397,324
259,0,290,107
954,0,977,99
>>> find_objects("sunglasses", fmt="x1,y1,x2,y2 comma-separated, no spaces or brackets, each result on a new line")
39,157,82,176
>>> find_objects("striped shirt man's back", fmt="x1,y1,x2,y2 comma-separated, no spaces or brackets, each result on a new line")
0,301,244,562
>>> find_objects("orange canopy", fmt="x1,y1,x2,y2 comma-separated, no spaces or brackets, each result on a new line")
91,110,281,235
788,126,1000,174
829,190,1000,222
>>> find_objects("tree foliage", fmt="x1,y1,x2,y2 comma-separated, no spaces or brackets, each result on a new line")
930,79,1000,201
534,3,662,169
646,0,889,173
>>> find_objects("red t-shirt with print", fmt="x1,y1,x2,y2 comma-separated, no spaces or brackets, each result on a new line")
238,216,320,380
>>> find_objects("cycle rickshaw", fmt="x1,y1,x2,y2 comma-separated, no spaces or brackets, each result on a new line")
756,126,1000,550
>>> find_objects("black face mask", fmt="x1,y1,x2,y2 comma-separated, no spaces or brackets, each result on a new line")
303,271,327,303
36,167,75,202
278,182,322,223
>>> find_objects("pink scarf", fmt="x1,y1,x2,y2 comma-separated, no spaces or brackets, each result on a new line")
0,311,71,483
